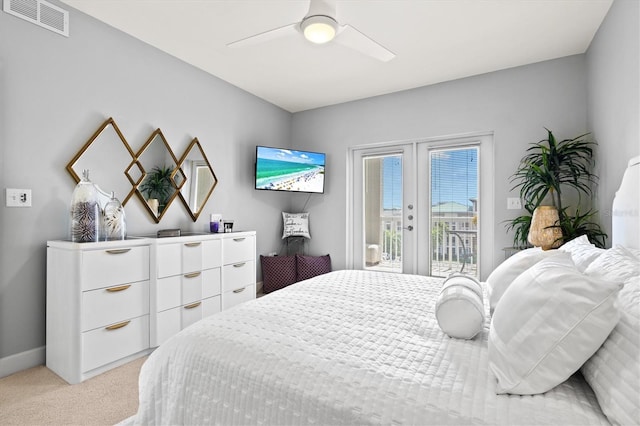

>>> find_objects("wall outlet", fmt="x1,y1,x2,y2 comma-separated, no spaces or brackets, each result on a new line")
6,188,32,207
507,197,522,210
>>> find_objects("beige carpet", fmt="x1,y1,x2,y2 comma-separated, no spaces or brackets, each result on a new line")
0,356,146,426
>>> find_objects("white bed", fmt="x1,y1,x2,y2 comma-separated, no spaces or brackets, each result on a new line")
129,157,639,425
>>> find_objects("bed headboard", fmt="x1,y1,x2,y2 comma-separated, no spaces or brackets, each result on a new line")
612,155,640,248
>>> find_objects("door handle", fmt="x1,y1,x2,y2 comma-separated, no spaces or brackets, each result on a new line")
404,225,414,231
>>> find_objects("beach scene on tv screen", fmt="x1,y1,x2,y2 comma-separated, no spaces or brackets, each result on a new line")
256,147,325,193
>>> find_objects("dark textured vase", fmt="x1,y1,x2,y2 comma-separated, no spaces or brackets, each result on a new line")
70,170,100,243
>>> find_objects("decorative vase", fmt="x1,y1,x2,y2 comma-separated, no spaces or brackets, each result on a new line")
148,198,159,216
70,169,100,243
103,192,126,241
528,205,564,250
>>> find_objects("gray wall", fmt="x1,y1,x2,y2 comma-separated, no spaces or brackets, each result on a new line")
587,0,640,238
0,4,292,365
291,56,589,273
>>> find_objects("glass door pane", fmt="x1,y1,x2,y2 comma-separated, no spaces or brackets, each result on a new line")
363,155,403,273
430,147,479,278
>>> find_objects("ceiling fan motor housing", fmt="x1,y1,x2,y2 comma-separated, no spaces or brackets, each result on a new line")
301,14,338,44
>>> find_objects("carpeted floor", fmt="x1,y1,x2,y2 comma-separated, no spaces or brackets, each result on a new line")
0,356,146,426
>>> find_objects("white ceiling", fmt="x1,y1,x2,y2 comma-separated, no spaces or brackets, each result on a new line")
60,0,613,113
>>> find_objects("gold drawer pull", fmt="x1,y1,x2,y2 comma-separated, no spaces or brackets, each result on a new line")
184,271,201,279
184,301,201,309
106,284,131,292
233,287,246,294
105,248,131,255
105,320,130,331
233,238,246,242
184,242,201,247
233,262,246,268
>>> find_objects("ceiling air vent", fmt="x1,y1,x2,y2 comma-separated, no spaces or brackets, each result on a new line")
3,0,69,37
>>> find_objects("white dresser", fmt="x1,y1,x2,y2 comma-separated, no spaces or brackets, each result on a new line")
46,238,152,384
46,231,256,383
149,231,256,347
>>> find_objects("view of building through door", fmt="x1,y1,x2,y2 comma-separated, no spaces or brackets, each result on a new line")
429,147,479,278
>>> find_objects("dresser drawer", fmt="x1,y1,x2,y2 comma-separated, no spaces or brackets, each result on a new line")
202,239,222,270
222,260,254,292
81,246,149,291
182,241,204,273
82,281,149,331
155,308,181,346
202,295,221,318
203,267,221,299
155,301,205,346
222,283,255,310
157,240,222,278
223,236,254,265
82,315,149,373
156,273,200,312
156,244,182,278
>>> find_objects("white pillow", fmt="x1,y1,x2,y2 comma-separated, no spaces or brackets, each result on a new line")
435,273,485,340
584,245,640,283
581,276,640,426
558,234,605,272
282,212,310,239
628,247,640,260
488,252,622,395
486,247,557,314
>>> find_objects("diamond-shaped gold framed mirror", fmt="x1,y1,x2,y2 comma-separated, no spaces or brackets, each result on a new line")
66,117,137,206
132,129,181,223
176,138,218,221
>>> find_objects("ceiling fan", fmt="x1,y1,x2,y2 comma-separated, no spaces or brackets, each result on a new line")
227,0,395,62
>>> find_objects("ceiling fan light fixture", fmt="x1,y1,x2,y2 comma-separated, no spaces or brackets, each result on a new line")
301,15,338,44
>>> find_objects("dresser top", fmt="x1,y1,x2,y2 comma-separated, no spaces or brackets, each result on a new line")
47,231,256,249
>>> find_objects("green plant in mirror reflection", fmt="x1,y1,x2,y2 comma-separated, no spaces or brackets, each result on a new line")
139,165,174,212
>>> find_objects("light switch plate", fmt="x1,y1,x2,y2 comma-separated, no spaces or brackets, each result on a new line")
6,188,32,207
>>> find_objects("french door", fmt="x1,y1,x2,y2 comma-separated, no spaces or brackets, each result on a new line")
351,144,415,274
348,134,493,279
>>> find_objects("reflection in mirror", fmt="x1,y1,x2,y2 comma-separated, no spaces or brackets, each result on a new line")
134,129,180,223
66,117,136,206
177,138,218,221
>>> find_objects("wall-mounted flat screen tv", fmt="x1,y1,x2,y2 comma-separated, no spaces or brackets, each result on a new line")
255,146,326,194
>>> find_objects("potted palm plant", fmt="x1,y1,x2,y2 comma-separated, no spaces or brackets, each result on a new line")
506,129,607,248
139,165,174,215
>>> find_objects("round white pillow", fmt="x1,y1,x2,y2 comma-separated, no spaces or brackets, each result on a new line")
435,274,485,339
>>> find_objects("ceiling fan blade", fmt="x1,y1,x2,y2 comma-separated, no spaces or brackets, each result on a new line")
334,25,395,62
227,23,299,48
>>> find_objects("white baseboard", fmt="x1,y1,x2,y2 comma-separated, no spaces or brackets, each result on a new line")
0,346,45,378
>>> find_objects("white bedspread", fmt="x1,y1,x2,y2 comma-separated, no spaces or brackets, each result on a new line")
131,270,609,425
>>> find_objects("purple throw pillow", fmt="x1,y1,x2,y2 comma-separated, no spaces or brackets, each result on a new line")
296,254,332,281
260,255,297,294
